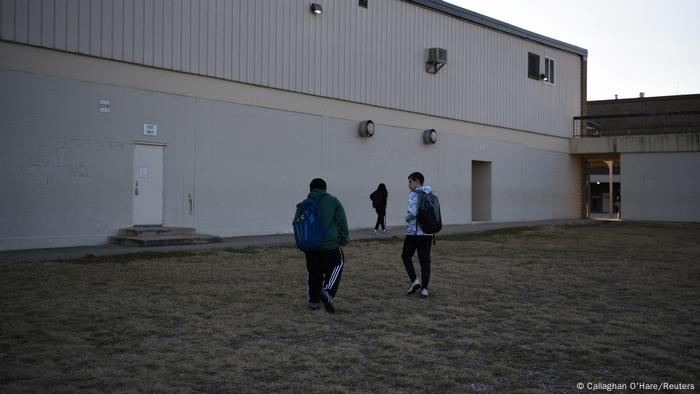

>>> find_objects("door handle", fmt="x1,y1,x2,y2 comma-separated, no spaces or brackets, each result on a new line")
135,180,139,196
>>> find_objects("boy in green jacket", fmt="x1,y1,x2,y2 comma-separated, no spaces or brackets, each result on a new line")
296,178,349,313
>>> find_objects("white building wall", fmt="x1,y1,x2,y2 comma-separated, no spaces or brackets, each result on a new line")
0,42,580,250
0,0,582,137
0,70,134,249
192,101,325,235
621,153,700,222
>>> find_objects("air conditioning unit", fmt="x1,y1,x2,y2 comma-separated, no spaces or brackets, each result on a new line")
426,48,447,74
428,48,447,63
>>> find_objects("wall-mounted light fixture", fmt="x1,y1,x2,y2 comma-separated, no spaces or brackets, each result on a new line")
423,129,438,144
359,120,375,137
310,3,323,15
426,48,447,74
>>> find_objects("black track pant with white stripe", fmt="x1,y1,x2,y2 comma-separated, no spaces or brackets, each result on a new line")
401,235,432,288
305,248,345,303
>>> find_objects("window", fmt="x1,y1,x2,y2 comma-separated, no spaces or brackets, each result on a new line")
528,52,540,80
544,57,555,84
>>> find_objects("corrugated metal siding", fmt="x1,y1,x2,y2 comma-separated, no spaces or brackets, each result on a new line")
0,0,581,136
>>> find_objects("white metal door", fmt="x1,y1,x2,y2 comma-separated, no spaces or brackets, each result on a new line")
133,144,164,225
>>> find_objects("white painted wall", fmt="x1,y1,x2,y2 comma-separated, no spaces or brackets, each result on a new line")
0,44,581,250
621,153,700,222
521,150,582,221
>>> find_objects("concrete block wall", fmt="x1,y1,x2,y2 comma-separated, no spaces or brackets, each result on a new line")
0,43,581,250
621,152,700,222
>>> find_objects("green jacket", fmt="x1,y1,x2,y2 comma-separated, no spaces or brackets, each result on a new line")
297,189,349,250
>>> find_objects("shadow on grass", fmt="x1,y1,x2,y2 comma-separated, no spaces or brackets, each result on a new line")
63,246,278,265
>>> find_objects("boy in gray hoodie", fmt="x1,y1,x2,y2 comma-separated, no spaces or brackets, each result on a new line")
402,171,433,298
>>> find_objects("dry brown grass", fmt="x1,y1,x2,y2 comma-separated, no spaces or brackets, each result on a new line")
1,222,699,393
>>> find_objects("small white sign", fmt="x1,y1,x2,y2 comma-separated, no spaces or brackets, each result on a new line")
138,167,149,179
480,143,487,152
144,124,158,136
99,99,110,113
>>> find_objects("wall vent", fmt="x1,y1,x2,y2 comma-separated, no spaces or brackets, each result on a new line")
426,48,447,74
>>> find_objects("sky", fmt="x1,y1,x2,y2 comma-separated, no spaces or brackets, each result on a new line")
444,0,700,100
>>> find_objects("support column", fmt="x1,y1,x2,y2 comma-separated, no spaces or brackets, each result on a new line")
605,160,614,219
581,158,590,218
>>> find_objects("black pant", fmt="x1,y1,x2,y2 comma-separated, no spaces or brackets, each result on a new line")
305,248,345,303
374,209,386,230
401,235,432,288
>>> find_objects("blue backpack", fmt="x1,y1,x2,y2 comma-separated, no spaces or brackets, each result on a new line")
293,195,331,252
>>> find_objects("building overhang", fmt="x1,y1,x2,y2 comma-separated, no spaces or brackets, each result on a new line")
571,133,700,155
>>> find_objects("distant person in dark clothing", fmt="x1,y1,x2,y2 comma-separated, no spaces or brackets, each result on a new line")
370,183,388,234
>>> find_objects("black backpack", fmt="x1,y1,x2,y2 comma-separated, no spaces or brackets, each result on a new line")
416,190,442,234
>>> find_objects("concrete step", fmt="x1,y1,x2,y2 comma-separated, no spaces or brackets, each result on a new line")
109,233,221,247
117,226,196,237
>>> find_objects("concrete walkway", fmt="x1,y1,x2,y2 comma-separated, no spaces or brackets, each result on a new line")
0,219,595,264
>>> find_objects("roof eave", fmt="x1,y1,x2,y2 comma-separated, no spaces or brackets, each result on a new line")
406,0,588,58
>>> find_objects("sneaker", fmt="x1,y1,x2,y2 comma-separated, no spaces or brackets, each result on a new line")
320,289,336,313
382,229,387,233
420,288,429,298
372,229,379,235
407,279,421,295
308,302,320,310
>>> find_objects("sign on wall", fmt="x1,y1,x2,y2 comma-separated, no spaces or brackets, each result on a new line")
138,167,149,179
143,124,158,136
98,99,110,113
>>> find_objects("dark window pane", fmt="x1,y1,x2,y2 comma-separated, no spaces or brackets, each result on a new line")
545,58,555,83
550,60,554,83
528,52,540,80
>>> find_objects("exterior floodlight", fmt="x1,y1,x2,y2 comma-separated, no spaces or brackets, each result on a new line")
311,3,323,14
423,129,438,144
359,120,375,137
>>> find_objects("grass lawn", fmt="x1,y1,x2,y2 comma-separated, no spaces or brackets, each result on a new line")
1,222,699,393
